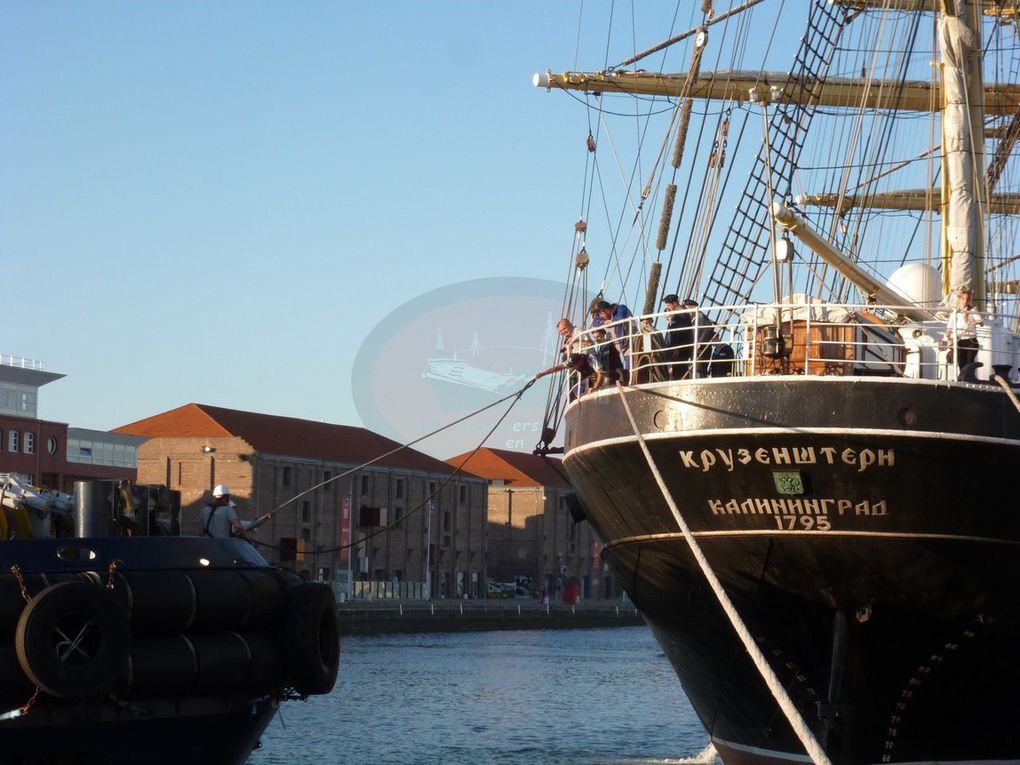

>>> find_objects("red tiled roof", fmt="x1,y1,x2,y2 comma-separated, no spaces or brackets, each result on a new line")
445,447,570,489
114,403,459,475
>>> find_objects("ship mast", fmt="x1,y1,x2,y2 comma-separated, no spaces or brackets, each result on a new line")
535,1,1007,312
939,0,987,305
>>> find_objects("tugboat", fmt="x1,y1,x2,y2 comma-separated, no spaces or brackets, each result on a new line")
0,474,339,764
534,1,1020,763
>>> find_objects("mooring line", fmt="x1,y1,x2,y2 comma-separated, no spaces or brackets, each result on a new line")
992,374,1020,414
613,381,832,765
249,379,537,530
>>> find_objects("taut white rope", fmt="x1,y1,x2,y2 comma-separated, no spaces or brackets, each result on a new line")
613,381,833,765
992,374,1020,414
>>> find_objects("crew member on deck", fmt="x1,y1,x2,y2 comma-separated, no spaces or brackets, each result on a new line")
662,294,693,379
684,298,716,378
589,327,625,391
944,288,982,374
201,484,248,540
534,321,596,399
592,300,634,368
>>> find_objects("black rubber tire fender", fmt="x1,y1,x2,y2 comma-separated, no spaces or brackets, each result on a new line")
15,580,129,698
285,582,339,696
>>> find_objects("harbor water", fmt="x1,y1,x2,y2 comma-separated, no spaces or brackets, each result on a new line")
249,626,715,764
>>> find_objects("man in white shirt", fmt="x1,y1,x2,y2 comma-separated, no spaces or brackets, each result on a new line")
200,484,247,539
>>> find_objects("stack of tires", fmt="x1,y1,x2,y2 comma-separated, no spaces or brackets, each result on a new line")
0,568,339,707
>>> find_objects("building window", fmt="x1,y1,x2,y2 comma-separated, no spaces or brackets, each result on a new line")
428,480,436,496
301,528,311,543
395,478,404,499
8,431,18,452
23,432,34,454
323,470,332,487
394,507,403,528
458,485,467,504
443,510,451,532
282,466,291,487
361,475,369,495
47,436,58,455
302,501,311,523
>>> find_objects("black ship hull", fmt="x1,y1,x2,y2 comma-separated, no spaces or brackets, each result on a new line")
0,696,277,765
562,377,1020,765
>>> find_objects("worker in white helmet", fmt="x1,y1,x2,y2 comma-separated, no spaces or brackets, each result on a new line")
200,484,247,539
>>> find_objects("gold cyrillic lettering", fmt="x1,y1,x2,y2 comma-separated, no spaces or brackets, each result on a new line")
773,448,792,465
679,451,699,469
700,450,716,472
793,447,816,464
708,499,724,514
716,449,734,472
858,449,875,472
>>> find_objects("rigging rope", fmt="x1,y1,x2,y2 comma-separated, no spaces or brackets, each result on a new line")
252,379,534,557
248,379,537,530
613,381,833,765
992,373,1020,413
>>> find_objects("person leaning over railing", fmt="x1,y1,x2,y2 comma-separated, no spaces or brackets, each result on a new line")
535,318,596,399
589,327,626,391
592,299,633,379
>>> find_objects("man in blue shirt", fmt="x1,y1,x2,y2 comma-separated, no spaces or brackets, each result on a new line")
592,300,633,380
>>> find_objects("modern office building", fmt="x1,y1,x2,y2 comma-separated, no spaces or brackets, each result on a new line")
0,354,141,490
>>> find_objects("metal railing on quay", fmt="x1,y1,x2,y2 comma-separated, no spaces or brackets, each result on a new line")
337,598,640,619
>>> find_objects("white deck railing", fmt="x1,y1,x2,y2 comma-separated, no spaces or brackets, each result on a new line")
561,301,1019,395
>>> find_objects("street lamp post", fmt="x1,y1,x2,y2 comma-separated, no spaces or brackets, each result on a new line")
424,495,432,601
505,488,513,577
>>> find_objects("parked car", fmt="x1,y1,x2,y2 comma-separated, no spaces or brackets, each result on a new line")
487,581,516,599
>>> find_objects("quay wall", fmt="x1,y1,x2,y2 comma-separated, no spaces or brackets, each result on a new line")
337,600,645,635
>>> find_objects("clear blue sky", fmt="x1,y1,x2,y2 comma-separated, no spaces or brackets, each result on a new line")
1,2,738,450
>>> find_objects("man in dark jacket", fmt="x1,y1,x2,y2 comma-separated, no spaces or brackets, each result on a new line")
662,294,693,379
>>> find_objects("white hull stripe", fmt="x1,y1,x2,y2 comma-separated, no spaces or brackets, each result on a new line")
711,736,1020,765
565,425,1020,460
602,529,1020,552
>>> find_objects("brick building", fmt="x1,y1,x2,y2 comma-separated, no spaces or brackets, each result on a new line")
0,355,140,491
115,403,489,598
446,447,617,601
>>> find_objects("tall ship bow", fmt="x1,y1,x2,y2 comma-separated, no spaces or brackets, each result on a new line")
534,1,1020,763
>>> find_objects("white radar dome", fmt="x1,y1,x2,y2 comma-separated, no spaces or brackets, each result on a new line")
887,263,942,308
